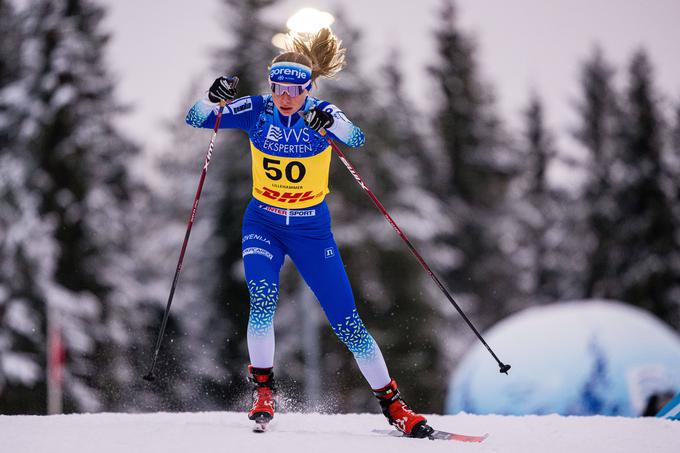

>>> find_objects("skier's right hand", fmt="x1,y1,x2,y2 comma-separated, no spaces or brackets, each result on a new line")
208,75,239,103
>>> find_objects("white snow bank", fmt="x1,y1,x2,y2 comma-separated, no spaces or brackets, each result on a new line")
0,411,677,453
448,300,680,416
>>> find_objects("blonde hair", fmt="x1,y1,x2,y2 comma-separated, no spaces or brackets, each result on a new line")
272,28,346,83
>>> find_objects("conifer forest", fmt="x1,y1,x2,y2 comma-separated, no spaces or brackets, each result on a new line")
1,0,679,415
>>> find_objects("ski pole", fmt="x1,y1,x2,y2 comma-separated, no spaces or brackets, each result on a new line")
315,125,510,375
144,85,237,382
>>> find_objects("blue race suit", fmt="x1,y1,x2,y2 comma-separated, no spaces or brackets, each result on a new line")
186,95,390,389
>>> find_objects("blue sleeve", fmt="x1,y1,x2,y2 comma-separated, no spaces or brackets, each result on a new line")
316,101,365,148
186,96,263,131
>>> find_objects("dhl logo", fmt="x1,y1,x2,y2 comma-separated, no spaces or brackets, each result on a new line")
255,187,323,204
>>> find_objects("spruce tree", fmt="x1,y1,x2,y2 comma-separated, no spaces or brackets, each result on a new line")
429,0,519,331
669,105,680,327
514,95,557,305
13,0,144,411
613,51,678,327
0,158,54,414
524,97,553,300
670,104,680,235
0,0,54,413
512,94,588,307
573,48,622,299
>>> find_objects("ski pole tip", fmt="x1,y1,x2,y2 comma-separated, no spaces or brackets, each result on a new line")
499,363,511,375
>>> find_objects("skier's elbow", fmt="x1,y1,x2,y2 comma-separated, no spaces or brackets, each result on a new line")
186,109,208,128
345,128,365,148
185,100,217,128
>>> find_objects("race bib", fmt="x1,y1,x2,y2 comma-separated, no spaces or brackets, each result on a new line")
250,143,332,209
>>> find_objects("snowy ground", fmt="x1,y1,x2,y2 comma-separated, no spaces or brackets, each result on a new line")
1,411,678,453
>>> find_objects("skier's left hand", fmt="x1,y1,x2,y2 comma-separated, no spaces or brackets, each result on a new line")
304,108,334,132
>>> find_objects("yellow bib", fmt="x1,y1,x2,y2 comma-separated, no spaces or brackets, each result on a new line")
250,142,332,209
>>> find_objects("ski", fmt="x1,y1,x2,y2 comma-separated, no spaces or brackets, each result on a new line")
373,428,489,443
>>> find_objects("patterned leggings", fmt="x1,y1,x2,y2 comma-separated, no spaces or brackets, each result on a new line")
241,200,390,389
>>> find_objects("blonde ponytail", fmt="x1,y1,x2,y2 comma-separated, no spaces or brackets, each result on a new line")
273,28,346,83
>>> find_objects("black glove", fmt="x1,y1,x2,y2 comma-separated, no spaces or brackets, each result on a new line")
304,108,334,132
208,76,239,103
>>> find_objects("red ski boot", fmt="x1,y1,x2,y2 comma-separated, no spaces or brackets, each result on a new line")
247,366,276,427
373,379,433,438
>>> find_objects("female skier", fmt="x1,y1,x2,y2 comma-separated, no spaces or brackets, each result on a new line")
186,28,432,438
